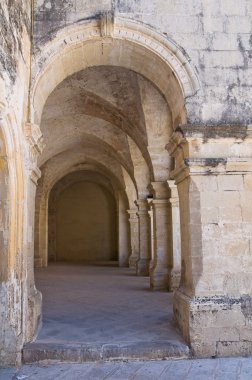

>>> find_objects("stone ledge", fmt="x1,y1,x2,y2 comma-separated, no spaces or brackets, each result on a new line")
176,124,250,139
22,341,190,363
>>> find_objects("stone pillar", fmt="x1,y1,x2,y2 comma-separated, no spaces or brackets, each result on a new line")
135,199,151,276
147,199,154,272
149,182,173,290
118,191,130,267
167,124,252,357
127,209,139,269
24,123,44,341
167,180,181,290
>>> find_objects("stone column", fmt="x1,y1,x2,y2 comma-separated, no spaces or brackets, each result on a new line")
167,180,181,290
118,191,130,267
166,124,252,357
147,199,154,272
127,209,139,269
149,182,173,290
24,122,44,341
135,199,151,276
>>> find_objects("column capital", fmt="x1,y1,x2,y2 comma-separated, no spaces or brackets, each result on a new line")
127,208,138,216
127,209,138,223
135,198,149,211
167,180,179,206
25,123,45,155
149,181,170,199
24,123,44,185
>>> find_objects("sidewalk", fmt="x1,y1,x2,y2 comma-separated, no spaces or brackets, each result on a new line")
1,356,252,380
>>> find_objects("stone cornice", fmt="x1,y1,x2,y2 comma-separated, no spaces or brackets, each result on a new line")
176,124,251,140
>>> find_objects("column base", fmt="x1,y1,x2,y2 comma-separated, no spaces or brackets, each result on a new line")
150,269,170,291
128,255,139,269
136,258,150,276
174,289,252,358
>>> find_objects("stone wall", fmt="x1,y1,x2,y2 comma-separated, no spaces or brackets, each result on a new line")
50,181,117,262
0,0,252,366
34,0,252,125
0,0,33,367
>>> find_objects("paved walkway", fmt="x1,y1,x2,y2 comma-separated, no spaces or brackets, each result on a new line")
2,264,252,378
2,357,252,379
34,263,183,344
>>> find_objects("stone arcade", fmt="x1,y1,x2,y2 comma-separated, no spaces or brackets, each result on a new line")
0,0,252,367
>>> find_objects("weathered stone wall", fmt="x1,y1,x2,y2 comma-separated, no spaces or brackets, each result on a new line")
0,0,31,119
0,0,251,366
34,0,252,125
167,124,252,357
0,0,41,367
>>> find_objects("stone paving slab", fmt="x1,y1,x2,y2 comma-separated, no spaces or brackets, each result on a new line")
2,357,252,380
34,264,184,345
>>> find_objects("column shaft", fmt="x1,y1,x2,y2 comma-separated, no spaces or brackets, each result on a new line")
127,209,139,269
136,199,151,276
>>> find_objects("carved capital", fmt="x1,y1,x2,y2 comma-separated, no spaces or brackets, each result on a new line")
25,123,44,185
149,181,170,199
135,198,149,212
127,208,138,222
30,166,42,185
25,123,44,155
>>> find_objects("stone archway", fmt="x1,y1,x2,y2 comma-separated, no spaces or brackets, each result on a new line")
28,15,200,359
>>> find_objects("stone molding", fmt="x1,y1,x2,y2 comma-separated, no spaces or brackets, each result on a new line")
25,123,44,184
176,123,252,139
135,199,149,212
167,180,179,207
149,181,170,199
100,11,114,40
25,123,44,155
31,17,200,125
166,124,252,183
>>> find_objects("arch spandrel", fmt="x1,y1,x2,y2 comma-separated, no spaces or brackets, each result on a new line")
31,17,200,127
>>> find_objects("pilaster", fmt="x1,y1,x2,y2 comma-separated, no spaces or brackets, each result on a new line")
148,182,172,290
167,180,181,290
166,123,252,357
135,199,151,276
127,209,140,269
24,122,44,341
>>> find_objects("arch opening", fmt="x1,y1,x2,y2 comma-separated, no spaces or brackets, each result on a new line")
31,19,193,353
48,171,118,264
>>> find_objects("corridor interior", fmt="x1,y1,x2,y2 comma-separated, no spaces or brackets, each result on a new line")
32,64,187,357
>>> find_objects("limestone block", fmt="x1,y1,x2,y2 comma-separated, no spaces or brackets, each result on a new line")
226,16,252,33
217,341,252,357
211,33,239,50
220,0,247,16
203,51,244,68
203,17,226,33
174,290,252,358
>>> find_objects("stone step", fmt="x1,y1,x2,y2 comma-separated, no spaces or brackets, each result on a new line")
22,341,190,363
